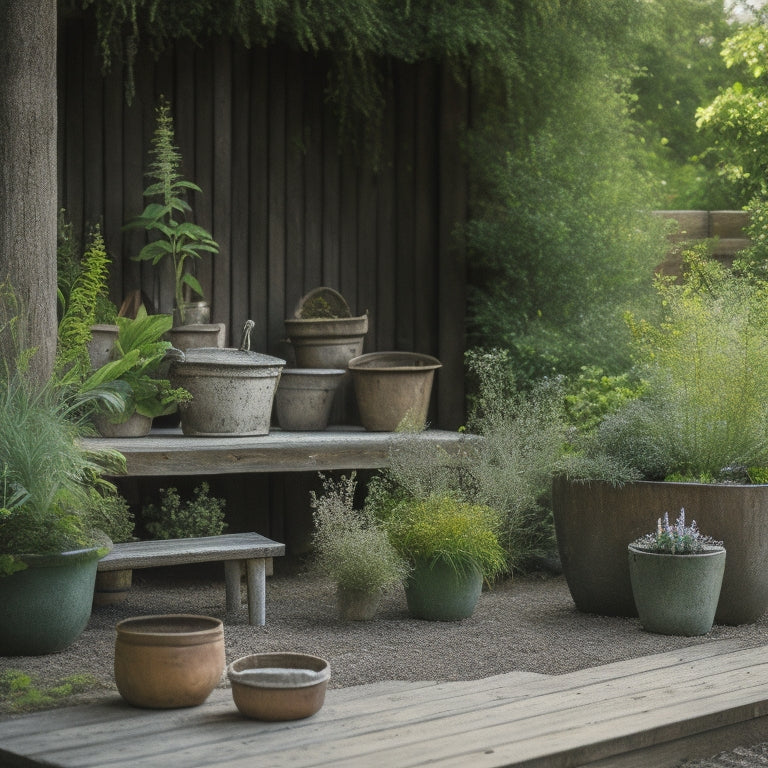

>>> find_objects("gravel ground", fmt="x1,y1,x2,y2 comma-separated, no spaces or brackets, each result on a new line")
2,562,768,765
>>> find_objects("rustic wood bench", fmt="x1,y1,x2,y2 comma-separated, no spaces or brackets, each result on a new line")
97,532,285,626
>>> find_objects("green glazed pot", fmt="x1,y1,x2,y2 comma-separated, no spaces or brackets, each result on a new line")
0,547,103,655
404,558,483,621
628,545,726,636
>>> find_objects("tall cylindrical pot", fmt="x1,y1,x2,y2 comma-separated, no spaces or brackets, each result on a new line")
628,545,725,636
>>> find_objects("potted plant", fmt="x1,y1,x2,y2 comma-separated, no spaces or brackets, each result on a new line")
628,509,725,636
377,493,507,621
310,474,408,621
555,247,768,625
87,306,191,437
124,95,219,329
0,372,122,655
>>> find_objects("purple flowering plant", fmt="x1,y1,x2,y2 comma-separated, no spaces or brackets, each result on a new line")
630,508,723,555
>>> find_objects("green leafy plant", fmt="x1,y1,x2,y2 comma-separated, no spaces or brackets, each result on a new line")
0,669,102,714
564,246,768,484
83,488,134,544
630,509,723,555
310,473,408,596
0,373,122,577
85,306,191,424
124,96,218,324
143,482,226,540
380,493,507,582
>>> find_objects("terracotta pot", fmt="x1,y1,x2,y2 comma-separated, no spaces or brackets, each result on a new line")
348,351,441,432
275,368,346,430
114,614,225,708
552,476,768,624
228,652,330,720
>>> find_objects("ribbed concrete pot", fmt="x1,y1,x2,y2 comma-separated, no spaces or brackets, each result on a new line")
552,476,768,624
628,545,725,636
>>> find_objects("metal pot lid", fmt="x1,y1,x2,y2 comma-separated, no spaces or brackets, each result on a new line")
174,347,286,367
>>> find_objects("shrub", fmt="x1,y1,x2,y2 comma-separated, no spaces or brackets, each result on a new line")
143,483,226,540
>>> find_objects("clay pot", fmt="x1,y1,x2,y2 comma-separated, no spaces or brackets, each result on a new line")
228,652,330,721
114,614,225,708
348,351,441,431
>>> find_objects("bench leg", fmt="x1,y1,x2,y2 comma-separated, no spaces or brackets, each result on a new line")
245,558,266,626
224,560,242,613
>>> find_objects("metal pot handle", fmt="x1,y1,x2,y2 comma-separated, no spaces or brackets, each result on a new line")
239,320,255,352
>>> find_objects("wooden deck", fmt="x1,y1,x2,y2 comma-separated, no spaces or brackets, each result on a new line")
81,427,472,476
2,640,768,767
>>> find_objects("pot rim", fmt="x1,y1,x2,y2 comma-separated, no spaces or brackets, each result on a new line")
627,544,726,557
172,347,286,368
348,351,441,372
228,653,331,689
115,614,224,642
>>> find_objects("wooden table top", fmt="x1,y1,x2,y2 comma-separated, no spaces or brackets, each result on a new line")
82,426,472,477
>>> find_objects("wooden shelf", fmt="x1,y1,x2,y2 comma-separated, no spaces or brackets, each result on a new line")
82,426,472,477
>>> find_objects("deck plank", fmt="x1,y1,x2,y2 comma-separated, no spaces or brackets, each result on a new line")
3,641,768,768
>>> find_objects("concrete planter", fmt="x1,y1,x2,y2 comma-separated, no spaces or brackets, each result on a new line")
628,545,725,636
274,368,346,431
552,477,768,625
404,558,483,621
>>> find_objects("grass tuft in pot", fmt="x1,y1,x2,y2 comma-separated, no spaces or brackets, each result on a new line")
311,473,408,620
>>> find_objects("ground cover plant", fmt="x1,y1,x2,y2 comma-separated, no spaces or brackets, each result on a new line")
0,670,103,714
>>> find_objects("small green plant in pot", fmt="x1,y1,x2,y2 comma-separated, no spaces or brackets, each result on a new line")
143,483,226,540
0,372,123,655
310,473,409,621
124,96,219,326
628,509,725,637
379,493,507,621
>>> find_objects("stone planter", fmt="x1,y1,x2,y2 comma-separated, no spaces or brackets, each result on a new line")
114,614,225,708
274,368,346,431
348,352,441,432
93,411,153,438
168,323,226,351
552,476,768,625
0,547,105,655
336,586,382,621
173,301,211,327
404,558,483,621
628,545,725,636
88,324,119,368
169,322,285,436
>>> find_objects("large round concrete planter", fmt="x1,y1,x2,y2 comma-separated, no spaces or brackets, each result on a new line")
170,346,285,436
404,558,483,621
348,352,441,432
0,547,104,655
552,476,768,625
275,368,346,431
628,545,725,636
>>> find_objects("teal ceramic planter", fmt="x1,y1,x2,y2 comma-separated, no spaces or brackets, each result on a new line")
404,559,483,621
0,547,103,655
628,545,726,636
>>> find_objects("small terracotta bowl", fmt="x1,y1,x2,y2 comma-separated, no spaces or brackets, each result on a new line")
227,652,331,720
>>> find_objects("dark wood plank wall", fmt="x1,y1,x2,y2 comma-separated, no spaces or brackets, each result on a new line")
58,19,470,551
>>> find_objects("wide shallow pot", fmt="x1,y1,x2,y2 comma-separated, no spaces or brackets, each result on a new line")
168,323,227,351
169,343,285,436
88,324,119,368
93,411,153,438
628,545,725,636
284,287,368,369
0,547,104,655
348,352,441,432
93,568,133,607
228,652,330,720
114,614,225,708
405,558,483,621
337,586,383,621
552,476,768,624
275,368,346,431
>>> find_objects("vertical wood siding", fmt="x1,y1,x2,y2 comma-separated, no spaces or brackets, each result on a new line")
58,19,468,432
